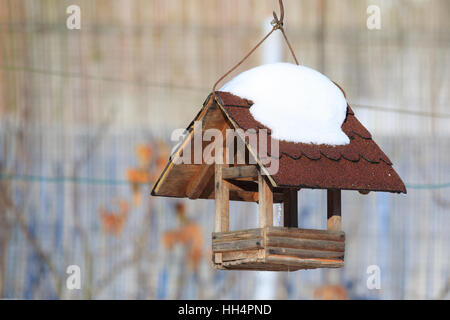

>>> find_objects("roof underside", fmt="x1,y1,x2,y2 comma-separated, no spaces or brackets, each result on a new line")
151,91,406,199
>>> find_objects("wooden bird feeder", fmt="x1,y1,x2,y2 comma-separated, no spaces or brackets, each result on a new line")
151,91,406,271
151,0,406,271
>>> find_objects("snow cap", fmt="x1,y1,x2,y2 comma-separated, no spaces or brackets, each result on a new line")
220,63,350,145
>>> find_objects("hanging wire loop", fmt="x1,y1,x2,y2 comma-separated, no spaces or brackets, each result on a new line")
212,0,299,102
271,0,285,29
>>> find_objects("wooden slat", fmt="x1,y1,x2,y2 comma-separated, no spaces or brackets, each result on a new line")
222,263,293,271
221,250,262,262
266,255,343,269
266,246,344,260
266,226,345,242
283,189,298,228
222,165,258,179
214,164,229,232
258,173,273,228
212,228,263,242
327,189,342,231
212,238,264,252
266,236,345,252
186,165,214,199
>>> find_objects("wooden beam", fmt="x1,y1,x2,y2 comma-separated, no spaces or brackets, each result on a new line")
212,238,264,253
186,165,214,199
266,226,345,242
229,190,258,202
212,228,263,241
283,189,298,228
258,173,273,228
266,246,344,260
266,236,345,252
222,165,258,180
327,189,342,231
215,164,229,232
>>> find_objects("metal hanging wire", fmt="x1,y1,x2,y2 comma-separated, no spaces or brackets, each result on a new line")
212,0,299,101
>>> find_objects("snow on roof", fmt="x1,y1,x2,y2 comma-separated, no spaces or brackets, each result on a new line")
220,62,350,146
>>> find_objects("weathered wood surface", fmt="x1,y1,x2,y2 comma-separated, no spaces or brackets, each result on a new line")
221,261,294,271
265,255,343,269
222,250,263,262
186,164,214,199
266,246,344,260
212,227,345,271
266,236,345,252
214,164,229,232
266,226,345,242
212,228,263,241
212,238,264,252
258,174,273,228
222,165,258,179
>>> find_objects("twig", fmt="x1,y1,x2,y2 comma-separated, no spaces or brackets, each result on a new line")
0,183,63,297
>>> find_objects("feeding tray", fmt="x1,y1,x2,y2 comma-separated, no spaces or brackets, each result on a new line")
212,226,344,271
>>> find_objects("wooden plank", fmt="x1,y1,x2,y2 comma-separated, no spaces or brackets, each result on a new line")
266,236,345,252
266,226,345,242
258,173,273,228
212,228,263,242
222,165,258,179
214,164,229,232
222,263,292,271
327,189,342,231
283,189,298,228
186,165,214,199
266,255,344,269
212,238,264,252
221,250,263,262
266,246,344,260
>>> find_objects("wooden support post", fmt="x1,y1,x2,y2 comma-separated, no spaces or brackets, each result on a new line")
215,164,229,232
283,189,298,228
258,173,273,228
327,189,342,231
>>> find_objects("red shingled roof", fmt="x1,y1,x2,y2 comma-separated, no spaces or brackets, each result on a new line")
216,91,406,193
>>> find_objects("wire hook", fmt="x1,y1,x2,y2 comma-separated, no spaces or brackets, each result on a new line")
271,0,285,28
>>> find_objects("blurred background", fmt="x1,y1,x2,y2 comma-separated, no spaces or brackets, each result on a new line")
0,0,449,299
